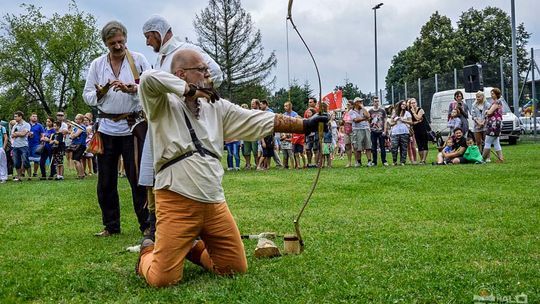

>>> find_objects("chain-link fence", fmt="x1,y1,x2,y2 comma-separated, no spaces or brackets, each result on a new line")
356,50,540,140
387,53,534,121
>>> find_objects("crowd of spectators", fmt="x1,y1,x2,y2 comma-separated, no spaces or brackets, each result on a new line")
0,89,506,183
0,111,98,182
224,90,505,171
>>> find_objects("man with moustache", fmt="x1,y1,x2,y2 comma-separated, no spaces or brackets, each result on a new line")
138,15,224,241
83,20,150,237
136,49,328,287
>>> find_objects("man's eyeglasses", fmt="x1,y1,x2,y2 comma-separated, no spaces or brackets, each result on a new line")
181,66,210,74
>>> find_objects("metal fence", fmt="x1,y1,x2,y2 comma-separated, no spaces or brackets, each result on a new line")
380,50,540,123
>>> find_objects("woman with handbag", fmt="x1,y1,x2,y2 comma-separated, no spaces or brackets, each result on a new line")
409,98,430,165
482,88,504,162
69,114,88,179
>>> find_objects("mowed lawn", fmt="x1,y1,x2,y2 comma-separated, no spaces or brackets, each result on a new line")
0,143,539,303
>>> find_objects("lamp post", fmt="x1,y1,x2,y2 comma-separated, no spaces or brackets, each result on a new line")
373,3,383,98
510,0,519,115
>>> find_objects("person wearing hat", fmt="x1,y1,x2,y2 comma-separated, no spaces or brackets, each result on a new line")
83,20,151,237
138,15,224,242
349,97,372,167
142,14,222,84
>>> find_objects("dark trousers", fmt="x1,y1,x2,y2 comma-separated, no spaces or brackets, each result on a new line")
39,147,56,177
391,133,409,164
370,132,387,165
97,132,148,233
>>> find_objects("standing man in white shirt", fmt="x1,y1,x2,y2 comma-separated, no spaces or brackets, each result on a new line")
136,49,328,287
83,20,151,237
10,111,31,181
138,14,224,241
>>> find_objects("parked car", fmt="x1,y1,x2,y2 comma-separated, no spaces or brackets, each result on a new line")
430,87,521,144
520,116,540,133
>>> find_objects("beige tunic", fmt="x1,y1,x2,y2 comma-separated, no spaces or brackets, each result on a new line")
139,69,274,202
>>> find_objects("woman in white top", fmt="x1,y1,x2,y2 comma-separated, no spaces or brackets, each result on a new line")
471,91,490,147
389,101,413,166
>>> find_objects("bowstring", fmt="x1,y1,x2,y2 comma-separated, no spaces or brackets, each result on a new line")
287,5,323,248
286,19,291,102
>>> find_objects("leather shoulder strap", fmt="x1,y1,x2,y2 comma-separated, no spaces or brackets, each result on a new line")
125,50,140,84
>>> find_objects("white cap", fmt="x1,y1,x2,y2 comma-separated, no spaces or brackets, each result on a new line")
142,14,171,41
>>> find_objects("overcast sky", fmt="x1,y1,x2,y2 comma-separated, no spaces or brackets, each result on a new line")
2,0,539,100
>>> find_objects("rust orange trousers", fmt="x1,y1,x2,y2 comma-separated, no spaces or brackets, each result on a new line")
138,189,247,287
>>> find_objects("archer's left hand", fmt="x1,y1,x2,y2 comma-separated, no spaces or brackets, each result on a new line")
303,114,329,134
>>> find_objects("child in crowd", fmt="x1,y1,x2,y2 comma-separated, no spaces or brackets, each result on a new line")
291,133,305,169
337,125,345,159
257,134,274,170
447,109,461,135
280,133,293,169
433,137,454,165
83,125,94,175
322,128,333,168
64,124,74,169
442,137,454,155
51,121,65,180
463,137,484,164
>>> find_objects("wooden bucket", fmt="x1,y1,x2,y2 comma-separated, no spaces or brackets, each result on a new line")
283,234,301,255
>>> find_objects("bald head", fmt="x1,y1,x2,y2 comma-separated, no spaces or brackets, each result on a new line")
172,49,203,74
172,49,211,87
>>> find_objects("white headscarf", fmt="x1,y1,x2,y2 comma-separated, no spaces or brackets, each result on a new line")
142,15,171,48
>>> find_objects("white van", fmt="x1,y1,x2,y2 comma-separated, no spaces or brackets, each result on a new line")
430,87,521,144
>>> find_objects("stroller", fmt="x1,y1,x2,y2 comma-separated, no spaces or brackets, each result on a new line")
429,129,446,152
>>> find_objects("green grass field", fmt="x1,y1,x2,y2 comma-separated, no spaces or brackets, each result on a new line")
1,143,539,303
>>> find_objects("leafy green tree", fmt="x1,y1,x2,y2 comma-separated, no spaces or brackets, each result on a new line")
410,12,463,80
457,6,530,73
273,80,312,114
385,12,464,96
335,81,364,101
194,0,277,101
385,7,531,97
232,83,271,106
0,2,103,117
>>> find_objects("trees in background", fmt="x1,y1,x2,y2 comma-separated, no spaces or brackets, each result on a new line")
385,7,530,93
272,80,312,114
457,7,530,72
0,2,103,119
194,0,276,103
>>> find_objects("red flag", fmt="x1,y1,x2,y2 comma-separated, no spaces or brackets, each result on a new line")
322,91,335,110
324,90,343,111
333,90,343,110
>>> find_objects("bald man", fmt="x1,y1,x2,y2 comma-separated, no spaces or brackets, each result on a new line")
138,14,224,242
136,49,327,287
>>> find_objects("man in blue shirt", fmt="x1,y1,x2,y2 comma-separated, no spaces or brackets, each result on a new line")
28,113,45,177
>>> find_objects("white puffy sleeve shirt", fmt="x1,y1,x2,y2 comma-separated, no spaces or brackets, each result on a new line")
83,51,151,136
139,69,274,203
